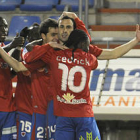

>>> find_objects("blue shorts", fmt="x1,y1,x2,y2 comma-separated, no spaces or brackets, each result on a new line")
31,113,47,140
55,117,101,140
46,100,56,140
0,111,17,140
16,111,32,140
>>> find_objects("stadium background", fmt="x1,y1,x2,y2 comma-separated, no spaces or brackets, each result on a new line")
1,0,140,139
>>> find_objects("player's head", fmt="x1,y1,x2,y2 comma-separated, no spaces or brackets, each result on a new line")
27,23,41,43
64,29,90,52
0,17,8,43
58,16,76,43
39,18,58,44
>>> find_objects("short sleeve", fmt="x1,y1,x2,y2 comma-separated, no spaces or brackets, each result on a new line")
90,54,98,70
89,44,103,57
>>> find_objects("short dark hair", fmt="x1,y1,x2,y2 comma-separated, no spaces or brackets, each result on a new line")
58,16,76,30
39,18,58,35
27,23,41,42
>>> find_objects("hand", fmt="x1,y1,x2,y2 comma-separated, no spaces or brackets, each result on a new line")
136,24,140,42
59,11,77,21
49,42,68,50
10,33,25,48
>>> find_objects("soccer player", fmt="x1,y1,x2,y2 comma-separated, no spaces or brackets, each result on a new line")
0,17,24,140
24,12,140,140
20,29,101,140
51,29,100,140
28,19,58,140
15,23,42,140
9,18,59,140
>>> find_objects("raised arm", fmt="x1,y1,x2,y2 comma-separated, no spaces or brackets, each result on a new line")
24,42,66,63
98,24,140,60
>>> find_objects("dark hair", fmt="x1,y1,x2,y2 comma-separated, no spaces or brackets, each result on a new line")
58,16,76,30
64,29,89,50
64,29,89,60
39,18,58,35
27,23,41,42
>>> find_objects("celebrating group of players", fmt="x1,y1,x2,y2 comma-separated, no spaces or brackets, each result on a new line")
0,11,140,140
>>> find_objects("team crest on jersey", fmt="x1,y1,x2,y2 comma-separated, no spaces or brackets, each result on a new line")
57,93,87,104
21,132,26,137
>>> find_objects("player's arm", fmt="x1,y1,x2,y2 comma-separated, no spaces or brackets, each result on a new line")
2,35,24,52
0,46,27,72
97,24,140,60
3,34,24,77
10,47,23,78
24,42,66,63
24,44,51,63
0,46,46,73
8,33,25,77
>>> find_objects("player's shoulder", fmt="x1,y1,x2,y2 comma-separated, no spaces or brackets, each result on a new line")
85,52,97,63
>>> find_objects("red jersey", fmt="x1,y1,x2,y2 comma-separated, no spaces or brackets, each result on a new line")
0,44,16,112
15,72,33,115
30,68,51,115
75,17,103,56
75,17,92,42
23,51,51,115
24,44,98,117
15,49,33,115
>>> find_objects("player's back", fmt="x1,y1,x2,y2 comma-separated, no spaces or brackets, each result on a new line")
49,48,98,117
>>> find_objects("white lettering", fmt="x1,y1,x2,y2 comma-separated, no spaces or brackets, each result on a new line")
62,57,67,63
56,56,90,66
56,56,61,61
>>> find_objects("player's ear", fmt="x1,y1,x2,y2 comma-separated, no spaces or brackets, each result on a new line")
41,33,46,40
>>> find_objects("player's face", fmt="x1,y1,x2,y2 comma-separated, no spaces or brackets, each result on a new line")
42,27,58,44
0,18,8,42
58,19,74,43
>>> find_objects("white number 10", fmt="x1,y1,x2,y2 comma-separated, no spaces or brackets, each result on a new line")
58,63,87,93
